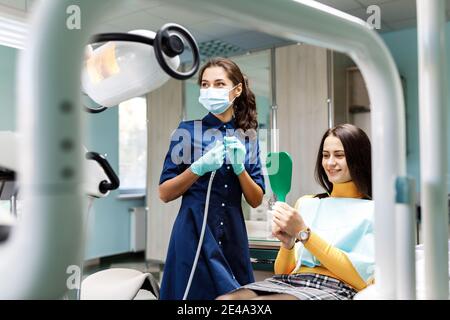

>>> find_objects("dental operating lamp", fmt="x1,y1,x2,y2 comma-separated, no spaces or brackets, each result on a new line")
82,23,200,112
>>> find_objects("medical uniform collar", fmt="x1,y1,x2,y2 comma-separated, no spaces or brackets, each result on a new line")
203,112,236,129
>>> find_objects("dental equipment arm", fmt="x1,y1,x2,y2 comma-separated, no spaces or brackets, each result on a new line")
0,131,118,200
0,130,119,254
0,0,113,299
84,151,120,198
0,0,200,299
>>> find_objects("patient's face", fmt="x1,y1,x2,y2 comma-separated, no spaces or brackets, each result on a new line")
322,135,351,184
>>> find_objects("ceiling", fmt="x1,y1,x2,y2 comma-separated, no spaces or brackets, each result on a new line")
1,0,449,99
320,0,450,31
1,0,450,56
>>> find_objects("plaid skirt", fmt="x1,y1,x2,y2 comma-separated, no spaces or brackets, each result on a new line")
241,273,357,300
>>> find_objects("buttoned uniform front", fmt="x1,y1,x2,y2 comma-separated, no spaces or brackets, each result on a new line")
159,112,265,300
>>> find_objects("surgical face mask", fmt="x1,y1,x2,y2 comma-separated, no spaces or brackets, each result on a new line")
198,85,238,115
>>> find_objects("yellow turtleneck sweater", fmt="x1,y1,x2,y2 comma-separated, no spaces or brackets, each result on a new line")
274,181,369,291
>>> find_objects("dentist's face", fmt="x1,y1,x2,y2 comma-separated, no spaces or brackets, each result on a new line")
200,66,242,101
322,135,351,184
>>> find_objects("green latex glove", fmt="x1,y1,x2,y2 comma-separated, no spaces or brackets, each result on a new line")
190,141,225,176
224,136,246,176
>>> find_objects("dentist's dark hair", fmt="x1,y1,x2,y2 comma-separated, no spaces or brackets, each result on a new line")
315,124,372,199
198,57,258,131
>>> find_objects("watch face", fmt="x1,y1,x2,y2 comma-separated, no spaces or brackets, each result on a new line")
300,231,308,240
300,229,310,241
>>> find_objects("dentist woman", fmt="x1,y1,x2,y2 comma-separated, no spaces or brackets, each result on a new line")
158,57,265,300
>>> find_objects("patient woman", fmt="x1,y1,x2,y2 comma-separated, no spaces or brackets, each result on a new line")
217,123,374,300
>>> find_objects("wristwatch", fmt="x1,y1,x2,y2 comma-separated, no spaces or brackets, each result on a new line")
296,227,311,244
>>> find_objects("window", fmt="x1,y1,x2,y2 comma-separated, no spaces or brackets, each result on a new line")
118,97,147,195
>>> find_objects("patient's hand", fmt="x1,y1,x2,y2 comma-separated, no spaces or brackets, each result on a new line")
272,224,295,249
272,201,307,238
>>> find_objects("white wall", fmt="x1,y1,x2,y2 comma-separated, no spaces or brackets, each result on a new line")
276,44,329,204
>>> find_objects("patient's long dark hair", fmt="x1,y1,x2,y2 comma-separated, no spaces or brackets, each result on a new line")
315,124,372,199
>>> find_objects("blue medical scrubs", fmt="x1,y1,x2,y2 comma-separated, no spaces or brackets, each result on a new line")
159,112,265,300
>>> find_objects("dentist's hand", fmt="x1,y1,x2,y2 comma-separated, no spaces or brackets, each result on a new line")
190,141,225,176
224,136,246,176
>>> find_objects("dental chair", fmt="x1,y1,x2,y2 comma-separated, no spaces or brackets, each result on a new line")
0,132,18,243
80,267,159,300
0,169,15,243
81,150,160,300
414,240,450,300
0,131,160,300
353,240,450,300
80,153,161,300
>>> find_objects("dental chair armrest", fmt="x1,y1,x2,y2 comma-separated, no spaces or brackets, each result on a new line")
85,152,120,194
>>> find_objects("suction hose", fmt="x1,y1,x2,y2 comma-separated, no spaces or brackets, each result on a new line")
182,170,216,300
